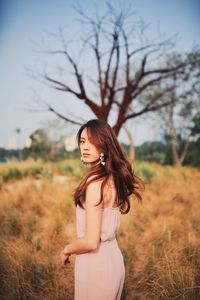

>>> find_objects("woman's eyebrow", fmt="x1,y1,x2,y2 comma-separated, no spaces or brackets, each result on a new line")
80,137,85,140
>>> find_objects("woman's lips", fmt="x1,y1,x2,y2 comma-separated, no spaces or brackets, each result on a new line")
83,154,90,157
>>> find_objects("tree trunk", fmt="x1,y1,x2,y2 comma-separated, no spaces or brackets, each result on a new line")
123,124,135,161
171,140,181,166
179,139,190,165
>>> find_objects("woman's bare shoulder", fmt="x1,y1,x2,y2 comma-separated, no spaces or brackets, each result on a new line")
86,175,104,185
84,177,104,209
86,177,103,190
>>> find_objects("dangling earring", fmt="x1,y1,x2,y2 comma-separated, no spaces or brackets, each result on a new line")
99,153,105,166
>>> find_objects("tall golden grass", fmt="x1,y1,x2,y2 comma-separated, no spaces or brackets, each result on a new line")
0,159,199,299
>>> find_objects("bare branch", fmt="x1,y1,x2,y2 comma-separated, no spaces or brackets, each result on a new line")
124,98,176,122
129,36,176,58
121,27,130,84
47,105,83,125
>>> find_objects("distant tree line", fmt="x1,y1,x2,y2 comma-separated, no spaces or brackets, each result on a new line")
134,138,200,167
0,135,199,167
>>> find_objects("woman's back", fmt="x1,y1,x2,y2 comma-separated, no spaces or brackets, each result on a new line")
76,183,121,242
75,183,125,300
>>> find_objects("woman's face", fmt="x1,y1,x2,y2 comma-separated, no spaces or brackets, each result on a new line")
80,128,100,165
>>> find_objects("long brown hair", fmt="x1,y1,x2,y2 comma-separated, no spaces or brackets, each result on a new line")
73,119,144,214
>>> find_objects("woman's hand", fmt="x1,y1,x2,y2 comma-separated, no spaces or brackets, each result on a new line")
60,246,71,268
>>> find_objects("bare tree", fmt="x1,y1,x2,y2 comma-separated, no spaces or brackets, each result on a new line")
164,91,190,166
148,52,200,166
28,3,197,136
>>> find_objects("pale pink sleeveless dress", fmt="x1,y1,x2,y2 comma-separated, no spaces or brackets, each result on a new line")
74,188,125,300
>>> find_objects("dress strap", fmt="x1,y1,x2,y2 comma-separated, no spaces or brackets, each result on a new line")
109,187,117,208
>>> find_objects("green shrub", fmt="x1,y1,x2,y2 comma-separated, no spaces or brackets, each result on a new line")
136,165,155,183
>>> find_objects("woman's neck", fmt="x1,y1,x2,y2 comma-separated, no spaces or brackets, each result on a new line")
90,159,101,169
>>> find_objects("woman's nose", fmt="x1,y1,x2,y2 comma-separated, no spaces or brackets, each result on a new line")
83,142,89,149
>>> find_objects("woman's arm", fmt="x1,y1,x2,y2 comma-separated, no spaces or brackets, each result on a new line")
63,237,97,255
63,179,103,255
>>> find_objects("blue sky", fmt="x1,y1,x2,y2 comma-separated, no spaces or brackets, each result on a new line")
0,0,200,148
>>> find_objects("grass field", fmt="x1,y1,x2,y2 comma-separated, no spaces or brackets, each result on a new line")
0,159,199,299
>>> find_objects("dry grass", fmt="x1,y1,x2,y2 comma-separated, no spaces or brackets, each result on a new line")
0,160,199,299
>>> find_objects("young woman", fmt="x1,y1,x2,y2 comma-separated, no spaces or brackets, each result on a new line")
60,119,144,300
